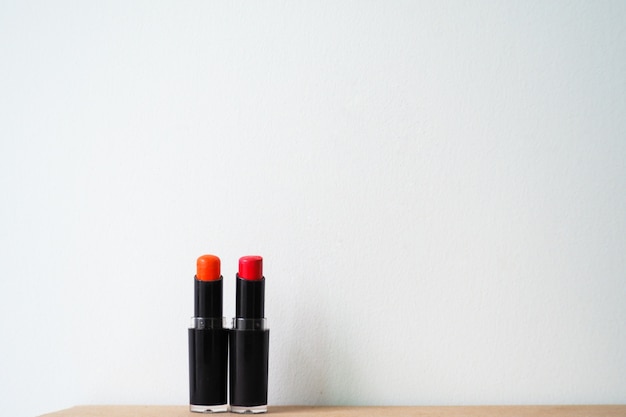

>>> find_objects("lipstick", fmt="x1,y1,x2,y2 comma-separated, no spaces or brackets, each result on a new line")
188,255,228,413
230,255,270,414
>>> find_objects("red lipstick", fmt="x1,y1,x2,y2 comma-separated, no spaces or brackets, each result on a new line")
230,255,270,414
238,255,263,280
188,255,228,413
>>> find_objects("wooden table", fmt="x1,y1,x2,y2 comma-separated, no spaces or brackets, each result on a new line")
38,405,626,417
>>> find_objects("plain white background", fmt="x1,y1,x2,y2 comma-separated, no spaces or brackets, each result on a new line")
1,1,625,416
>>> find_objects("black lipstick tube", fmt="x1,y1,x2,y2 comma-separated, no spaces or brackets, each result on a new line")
188,256,228,413
230,256,270,414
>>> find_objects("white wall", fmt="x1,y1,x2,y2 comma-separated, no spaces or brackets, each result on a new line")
1,2,625,416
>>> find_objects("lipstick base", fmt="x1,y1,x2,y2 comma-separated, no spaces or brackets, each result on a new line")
229,327,269,413
189,404,228,413
189,327,229,413
230,405,267,414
